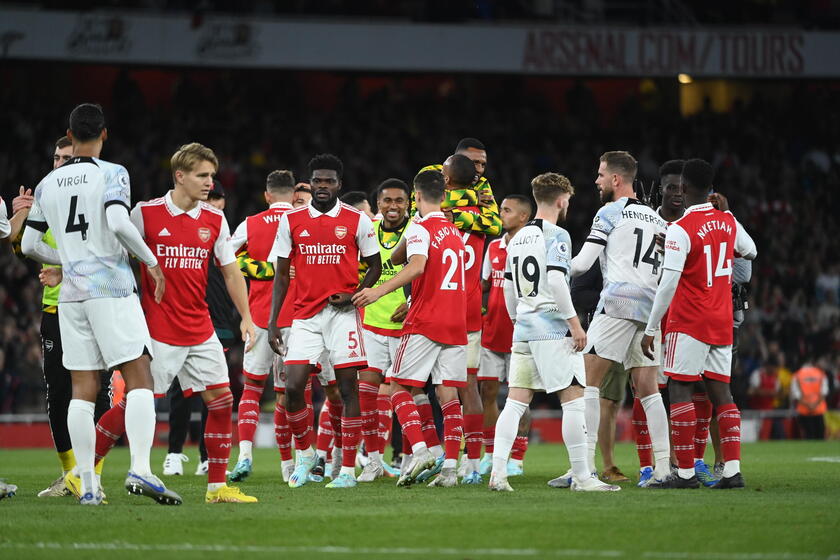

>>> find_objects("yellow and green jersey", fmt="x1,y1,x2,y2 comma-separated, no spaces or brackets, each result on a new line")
411,163,502,236
41,229,60,312
362,218,409,335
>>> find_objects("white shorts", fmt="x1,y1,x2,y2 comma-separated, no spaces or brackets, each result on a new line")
466,330,482,374
663,332,732,384
508,338,585,394
59,295,151,371
285,306,367,371
391,333,466,388
150,333,228,398
584,314,661,369
362,329,401,381
243,326,274,380
477,347,510,382
272,329,335,391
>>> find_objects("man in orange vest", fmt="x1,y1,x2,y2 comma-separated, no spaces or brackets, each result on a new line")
792,365,829,439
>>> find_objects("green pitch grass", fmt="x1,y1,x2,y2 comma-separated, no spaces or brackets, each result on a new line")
1,442,838,560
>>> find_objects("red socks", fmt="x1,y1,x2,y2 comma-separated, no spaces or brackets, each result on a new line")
376,393,392,454
463,413,483,460
326,399,343,450
693,392,713,460
414,395,441,449
632,397,652,468
511,436,528,461
440,399,463,461
205,392,234,484
483,426,495,455
340,416,362,468
316,405,334,454
391,390,424,451
273,401,292,461
358,381,379,454
670,401,697,470
288,406,314,450
95,400,126,463
237,380,262,446
717,403,741,462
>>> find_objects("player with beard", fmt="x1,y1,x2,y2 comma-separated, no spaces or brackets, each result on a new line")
558,151,671,489
267,154,382,489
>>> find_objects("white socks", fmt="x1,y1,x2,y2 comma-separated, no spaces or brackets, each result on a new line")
368,450,381,464
492,398,527,477
429,445,444,458
722,460,741,478
562,397,590,483
67,399,97,496
583,386,600,474
125,389,156,477
238,440,253,462
640,392,671,479
410,441,428,455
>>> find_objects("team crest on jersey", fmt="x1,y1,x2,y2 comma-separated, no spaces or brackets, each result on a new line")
198,227,212,243
335,226,348,239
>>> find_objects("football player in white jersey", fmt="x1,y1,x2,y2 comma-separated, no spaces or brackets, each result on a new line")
21,103,181,506
489,173,619,493
562,151,672,487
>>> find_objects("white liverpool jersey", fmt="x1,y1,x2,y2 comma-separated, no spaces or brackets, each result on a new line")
586,197,667,322
505,219,572,342
28,156,136,302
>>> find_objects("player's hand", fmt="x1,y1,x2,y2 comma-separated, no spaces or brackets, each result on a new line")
640,334,656,360
289,265,296,280
389,302,409,323
352,287,381,308
570,324,587,352
241,319,256,353
328,292,353,308
478,192,495,208
147,264,166,303
39,267,62,287
12,186,33,214
268,325,286,356
708,192,730,212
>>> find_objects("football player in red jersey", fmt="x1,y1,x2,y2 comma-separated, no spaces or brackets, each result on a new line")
478,194,534,477
92,143,257,503
354,169,468,488
642,159,756,489
267,154,382,489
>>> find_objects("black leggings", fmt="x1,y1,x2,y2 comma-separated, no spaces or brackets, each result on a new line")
167,379,208,462
41,311,111,454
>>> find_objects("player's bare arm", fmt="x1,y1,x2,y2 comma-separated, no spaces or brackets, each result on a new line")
390,237,408,266
6,186,34,241
352,254,426,308
267,255,291,355
220,261,256,352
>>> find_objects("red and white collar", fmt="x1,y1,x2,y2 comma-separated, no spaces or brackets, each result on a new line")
269,202,293,210
165,191,202,219
684,202,714,214
307,201,342,218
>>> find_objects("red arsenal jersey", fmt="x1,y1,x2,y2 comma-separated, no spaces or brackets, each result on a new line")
269,201,377,320
662,203,753,346
462,230,484,332
232,202,294,329
401,212,467,346
481,237,513,353
131,192,235,346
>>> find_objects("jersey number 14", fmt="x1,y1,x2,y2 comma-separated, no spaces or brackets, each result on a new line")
632,228,660,275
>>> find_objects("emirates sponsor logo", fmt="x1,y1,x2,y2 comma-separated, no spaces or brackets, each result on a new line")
198,227,212,243
335,225,347,239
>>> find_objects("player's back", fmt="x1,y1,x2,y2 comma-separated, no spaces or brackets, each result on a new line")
461,230,484,331
33,156,134,302
402,213,467,346
665,203,737,345
589,197,666,322
506,219,572,342
244,204,293,328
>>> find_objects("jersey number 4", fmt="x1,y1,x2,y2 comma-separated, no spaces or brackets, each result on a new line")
65,195,89,241
632,228,660,275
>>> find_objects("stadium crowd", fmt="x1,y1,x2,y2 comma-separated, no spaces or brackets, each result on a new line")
0,67,838,422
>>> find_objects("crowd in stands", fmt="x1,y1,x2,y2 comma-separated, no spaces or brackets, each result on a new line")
1,64,837,425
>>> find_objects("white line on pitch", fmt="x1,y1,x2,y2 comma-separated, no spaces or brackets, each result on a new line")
0,542,832,559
